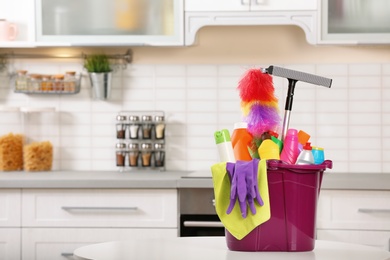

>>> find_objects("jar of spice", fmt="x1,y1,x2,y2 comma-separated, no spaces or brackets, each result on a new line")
154,116,165,140
128,115,140,139
116,115,127,139
154,143,165,168
140,143,152,167
41,75,52,92
53,74,65,92
141,115,153,139
64,71,76,92
128,143,139,167
116,143,126,168
15,70,28,91
28,74,42,92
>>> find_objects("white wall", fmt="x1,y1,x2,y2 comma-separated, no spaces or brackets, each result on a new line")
0,25,389,173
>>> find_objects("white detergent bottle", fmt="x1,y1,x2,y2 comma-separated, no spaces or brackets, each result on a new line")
214,129,236,163
295,142,315,165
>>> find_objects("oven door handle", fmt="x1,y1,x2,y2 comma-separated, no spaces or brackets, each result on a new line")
183,221,224,228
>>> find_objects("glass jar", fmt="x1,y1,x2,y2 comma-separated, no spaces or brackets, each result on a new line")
15,70,28,91
141,115,153,139
28,74,42,92
140,143,152,167
128,115,140,139
154,143,165,168
116,143,126,168
116,115,127,139
154,115,165,140
53,74,65,92
64,71,76,92
128,143,139,167
0,107,23,171
40,75,52,92
20,107,56,172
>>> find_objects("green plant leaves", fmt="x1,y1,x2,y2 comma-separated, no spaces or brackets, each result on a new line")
84,54,112,73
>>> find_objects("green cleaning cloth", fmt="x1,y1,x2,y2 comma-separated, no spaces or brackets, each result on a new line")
211,159,270,240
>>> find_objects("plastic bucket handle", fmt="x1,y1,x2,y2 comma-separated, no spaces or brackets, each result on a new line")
267,160,332,174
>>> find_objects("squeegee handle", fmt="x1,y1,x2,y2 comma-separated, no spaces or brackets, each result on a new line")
281,79,297,141
285,79,296,111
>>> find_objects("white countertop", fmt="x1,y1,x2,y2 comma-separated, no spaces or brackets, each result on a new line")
0,170,389,190
73,237,390,260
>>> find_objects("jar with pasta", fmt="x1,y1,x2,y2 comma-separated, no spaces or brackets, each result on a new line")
0,106,23,171
20,107,55,171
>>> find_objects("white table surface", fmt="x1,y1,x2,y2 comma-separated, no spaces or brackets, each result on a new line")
73,237,390,260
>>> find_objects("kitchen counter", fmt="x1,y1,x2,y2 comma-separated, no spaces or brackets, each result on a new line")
73,237,390,260
0,170,389,190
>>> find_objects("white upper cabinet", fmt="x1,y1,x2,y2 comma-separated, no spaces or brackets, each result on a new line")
184,0,318,45
0,0,36,47
35,0,184,46
319,0,390,44
185,0,316,12
0,0,183,47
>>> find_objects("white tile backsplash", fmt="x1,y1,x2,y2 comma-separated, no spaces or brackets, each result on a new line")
1,62,389,173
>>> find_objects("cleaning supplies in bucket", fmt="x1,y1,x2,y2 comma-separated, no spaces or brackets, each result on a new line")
211,65,333,251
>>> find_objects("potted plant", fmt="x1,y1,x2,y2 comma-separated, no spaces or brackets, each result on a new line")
84,54,112,100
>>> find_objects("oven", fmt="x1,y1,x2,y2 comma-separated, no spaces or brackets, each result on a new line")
179,188,225,237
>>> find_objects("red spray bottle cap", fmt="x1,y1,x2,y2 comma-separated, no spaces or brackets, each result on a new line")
303,142,312,150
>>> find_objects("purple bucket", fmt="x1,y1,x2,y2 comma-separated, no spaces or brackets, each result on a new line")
226,160,332,252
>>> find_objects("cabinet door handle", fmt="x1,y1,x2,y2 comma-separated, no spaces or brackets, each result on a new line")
358,208,390,214
62,206,138,211
253,0,266,5
60,252,73,258
183,221,224,228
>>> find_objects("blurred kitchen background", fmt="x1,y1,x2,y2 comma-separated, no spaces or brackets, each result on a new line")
0,25,389,173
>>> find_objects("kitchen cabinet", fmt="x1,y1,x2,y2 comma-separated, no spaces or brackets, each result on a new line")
185,0,316,12
22,228,177,260
0,189,21,260
22,189,177,228
0,188,177,260
0,0,36,47
0,0,184,47
317,190,390,251
184,0,318,45
20,188,177,260
319,0,390,44
0,189,21,227
0,229,21,260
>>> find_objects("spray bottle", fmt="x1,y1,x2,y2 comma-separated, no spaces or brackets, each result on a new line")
214,129,235,163
296,142,315,165
280,128,300,164
231,122,253,161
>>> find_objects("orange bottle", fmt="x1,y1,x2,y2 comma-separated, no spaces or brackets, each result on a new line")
231,122,253,161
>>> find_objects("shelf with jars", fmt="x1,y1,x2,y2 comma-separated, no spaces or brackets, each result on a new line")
12,70,81,95
115,111,166,172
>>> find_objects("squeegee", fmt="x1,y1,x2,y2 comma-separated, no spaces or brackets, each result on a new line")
261,66,332,141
